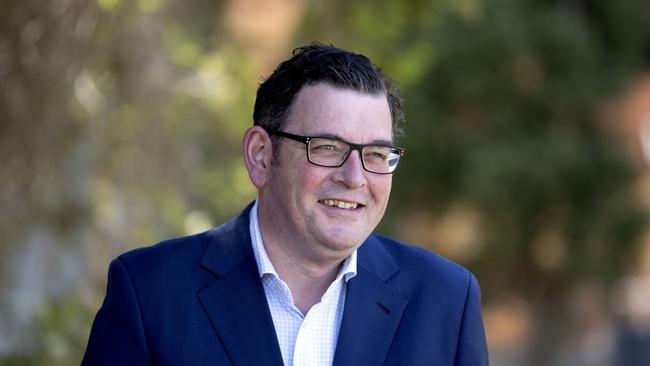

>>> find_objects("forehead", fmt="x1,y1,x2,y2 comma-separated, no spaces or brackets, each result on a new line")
286,83,393,143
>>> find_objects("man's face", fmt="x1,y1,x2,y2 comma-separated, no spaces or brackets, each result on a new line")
260,83,394,262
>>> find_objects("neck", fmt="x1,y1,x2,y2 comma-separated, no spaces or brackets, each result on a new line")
267,247,343,314
257,207,348,314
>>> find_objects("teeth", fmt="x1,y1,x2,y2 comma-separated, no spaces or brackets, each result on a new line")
321,199,358,209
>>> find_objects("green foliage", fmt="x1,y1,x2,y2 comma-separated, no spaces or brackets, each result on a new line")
403,0,649,292
0,297,93,366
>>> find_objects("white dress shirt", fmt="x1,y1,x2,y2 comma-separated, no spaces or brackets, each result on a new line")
249,200,357,366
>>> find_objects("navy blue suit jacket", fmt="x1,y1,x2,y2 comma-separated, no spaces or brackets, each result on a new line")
82,204,488,365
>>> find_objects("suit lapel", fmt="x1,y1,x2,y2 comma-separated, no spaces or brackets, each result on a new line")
333,236,408,366
197,204,284,366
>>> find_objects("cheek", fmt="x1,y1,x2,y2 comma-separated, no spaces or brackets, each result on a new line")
283,173,317,215
371,178,392,202
297,166,330,195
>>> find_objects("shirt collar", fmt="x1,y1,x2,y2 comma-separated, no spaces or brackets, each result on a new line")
249,199,357,282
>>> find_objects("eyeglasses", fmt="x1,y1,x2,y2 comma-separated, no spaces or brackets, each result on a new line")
266,128,405,174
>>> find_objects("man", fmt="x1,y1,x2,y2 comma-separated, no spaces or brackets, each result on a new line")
82,44,488,365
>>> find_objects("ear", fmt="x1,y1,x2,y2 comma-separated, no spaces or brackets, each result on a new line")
243,126,273,189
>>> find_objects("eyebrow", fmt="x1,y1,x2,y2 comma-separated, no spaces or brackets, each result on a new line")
315,132,394,147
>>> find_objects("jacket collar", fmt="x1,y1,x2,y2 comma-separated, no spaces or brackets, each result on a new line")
333,235,408,366
198,202,285,366
199,202,255,277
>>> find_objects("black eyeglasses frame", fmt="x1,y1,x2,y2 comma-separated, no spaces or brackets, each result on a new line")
265,128,405,175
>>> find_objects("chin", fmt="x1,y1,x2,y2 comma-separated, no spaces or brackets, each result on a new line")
320,231,369,252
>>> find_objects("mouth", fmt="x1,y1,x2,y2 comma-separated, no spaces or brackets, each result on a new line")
318,199,365,210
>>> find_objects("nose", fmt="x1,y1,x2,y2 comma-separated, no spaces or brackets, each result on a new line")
333,150,367,189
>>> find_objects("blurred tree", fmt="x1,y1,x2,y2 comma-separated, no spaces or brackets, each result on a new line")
0,0,259,363
0,0,98,359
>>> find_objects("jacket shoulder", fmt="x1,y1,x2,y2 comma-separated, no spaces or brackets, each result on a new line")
117,230,211,271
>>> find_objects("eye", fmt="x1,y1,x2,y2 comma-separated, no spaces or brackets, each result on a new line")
364,146,391,162
315,144,340,152
366,151,387,160
310,138,345,154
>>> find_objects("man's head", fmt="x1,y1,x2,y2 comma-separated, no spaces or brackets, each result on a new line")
243,44,405,264
253,43,404,162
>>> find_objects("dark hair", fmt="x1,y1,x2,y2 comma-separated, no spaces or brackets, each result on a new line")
253,43,404,161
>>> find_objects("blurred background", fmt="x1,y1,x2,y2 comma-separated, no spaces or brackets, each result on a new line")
2,0,650,364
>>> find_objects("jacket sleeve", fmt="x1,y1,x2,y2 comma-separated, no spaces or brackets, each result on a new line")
454,273,490,366
81,258,152,365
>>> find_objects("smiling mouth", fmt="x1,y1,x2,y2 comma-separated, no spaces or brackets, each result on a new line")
319,199,364,209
